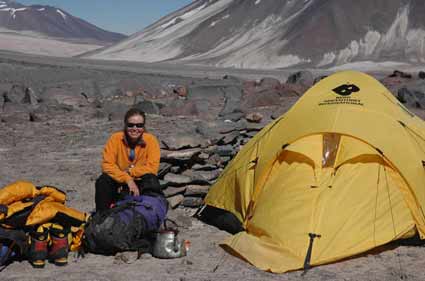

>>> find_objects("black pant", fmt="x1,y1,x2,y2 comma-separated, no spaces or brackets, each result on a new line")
95,173,164,212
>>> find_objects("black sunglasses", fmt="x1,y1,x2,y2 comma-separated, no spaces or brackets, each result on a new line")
126,122,145,128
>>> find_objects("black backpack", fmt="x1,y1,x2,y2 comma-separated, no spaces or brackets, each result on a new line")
84,195,167,255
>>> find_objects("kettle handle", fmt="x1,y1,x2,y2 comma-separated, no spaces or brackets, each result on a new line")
162,218,180,234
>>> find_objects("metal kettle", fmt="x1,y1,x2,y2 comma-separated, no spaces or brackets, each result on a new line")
152,229,189,259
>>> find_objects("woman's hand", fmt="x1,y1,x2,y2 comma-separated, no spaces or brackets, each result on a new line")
127,179,140,196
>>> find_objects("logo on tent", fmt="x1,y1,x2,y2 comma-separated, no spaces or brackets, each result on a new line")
318,83,363,107
332,84,360,96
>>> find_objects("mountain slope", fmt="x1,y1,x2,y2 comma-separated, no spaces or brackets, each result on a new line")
86,0,425,69
0,0,126,44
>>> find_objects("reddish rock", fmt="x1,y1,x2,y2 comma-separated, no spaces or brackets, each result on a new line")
173,85,188,98
380,76,410,95
256,77,282,90
242,91,281,108
160,100,198,116
125,91,135,97
388,70,412,79
281,83,308,97
167,194,184,209
245,112,263,123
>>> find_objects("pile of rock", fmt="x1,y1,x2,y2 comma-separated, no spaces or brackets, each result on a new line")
158,121,264,209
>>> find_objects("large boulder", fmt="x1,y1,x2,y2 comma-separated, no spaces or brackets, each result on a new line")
241,90,282,109
164,173,192,186
182,169,220,184
21,88,40,106
397,80,425,109
388,70,412,79
40,87,88,108
0,103,31,123
163,186,187,198
184,185,210,196
280,83,307,97
160,99,199,117
7,84,26,103
133,100,163,115
161,148,203,163
102,102,131,121
397,87,425,109
286,71,314,87
186,85,224,119
167,194,184,209
255,77,282,91
161,134,204,150
218,86,244,121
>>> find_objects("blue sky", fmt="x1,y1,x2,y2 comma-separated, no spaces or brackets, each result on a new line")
18,0,193,35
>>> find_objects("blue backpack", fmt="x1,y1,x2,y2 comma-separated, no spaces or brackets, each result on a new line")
0,227,28,271
84,195,168,255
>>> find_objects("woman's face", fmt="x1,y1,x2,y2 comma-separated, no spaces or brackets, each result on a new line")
126,114,145,142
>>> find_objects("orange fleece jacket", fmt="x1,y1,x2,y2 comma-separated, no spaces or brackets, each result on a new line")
101,131,160,183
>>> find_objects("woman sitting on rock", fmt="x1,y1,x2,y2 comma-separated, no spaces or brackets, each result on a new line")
95,108,163,212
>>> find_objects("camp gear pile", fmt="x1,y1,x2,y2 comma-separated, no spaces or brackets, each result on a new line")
84,195,168,255
0,181,86,268
204,70,425,273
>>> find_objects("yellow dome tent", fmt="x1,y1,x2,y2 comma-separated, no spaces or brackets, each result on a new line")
204,70,425,273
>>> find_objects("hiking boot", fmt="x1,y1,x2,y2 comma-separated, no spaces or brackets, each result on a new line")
48,226,69,266
28,227,48,268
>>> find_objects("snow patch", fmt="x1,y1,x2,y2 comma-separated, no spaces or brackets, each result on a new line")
359,30,381,56
380,6,409,51
336,41,359,65
90,0,234,62
329,61,409,71
178,2,315,68
317,52,336,67
406,29,425,63
209,14,230,28
0,7,28,19
328,5,418,66
0,7,27,12
180,15,311,69
161,3,207,29
56,9,67,20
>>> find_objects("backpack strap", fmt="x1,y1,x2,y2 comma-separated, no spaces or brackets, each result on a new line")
0,205,7,216
135,239,153,259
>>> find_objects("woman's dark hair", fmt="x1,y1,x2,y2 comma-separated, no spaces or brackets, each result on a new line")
124,108,146,125
123,108,147,146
